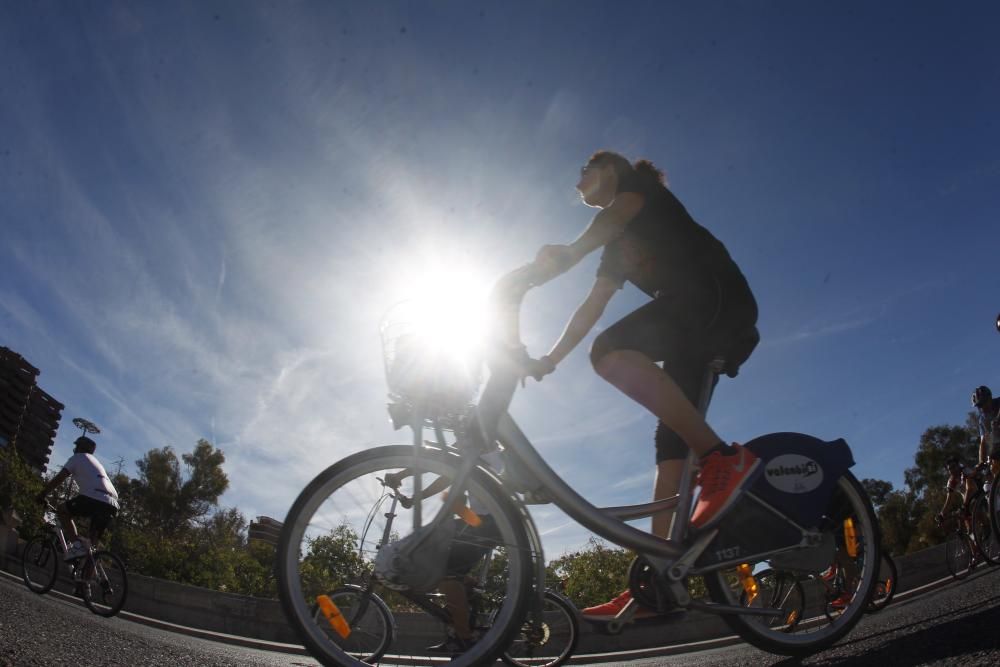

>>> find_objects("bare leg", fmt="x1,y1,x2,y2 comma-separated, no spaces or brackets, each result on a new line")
595,349,720,457
57,504,79,542
438,578,472,640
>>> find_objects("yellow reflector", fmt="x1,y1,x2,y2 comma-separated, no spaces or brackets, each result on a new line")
316,595,352,638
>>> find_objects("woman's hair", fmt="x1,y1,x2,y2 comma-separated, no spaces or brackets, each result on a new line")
587,150,667,192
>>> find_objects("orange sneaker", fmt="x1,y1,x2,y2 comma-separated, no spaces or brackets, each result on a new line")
581,590,632,619
691,445,761,530
581,589,660,620
829,592,852,610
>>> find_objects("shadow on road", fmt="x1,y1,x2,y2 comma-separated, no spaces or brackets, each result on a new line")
769,588,1000,666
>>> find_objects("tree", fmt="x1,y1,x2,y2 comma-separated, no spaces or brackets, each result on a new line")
860,479,893,513
904,424,977,498
547,538,635,608
0,445,45,538
299,523,367,601
877,490,924,555
124,439,229,537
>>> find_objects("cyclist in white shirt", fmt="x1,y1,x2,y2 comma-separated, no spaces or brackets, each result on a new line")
36,435,120,560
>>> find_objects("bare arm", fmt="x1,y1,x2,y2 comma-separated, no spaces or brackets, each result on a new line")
940,489,957,516
532,192,643,284
545,276,619,366
36,468,71,502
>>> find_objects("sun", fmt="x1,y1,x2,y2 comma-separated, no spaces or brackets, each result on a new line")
380,264,494,406
389,267,491,357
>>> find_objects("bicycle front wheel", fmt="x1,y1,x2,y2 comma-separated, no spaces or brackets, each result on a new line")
990,476,1000,548
278,445,532,667
499,590,579,667
972,495,1000,565
22,536,59,594
946,531,974,579
84,550,128,617
866,552,897,613
705,471,880,656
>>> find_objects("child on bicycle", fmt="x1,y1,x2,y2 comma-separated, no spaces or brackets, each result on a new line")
384,453,504,654
526,151,759,617
36,435,120,562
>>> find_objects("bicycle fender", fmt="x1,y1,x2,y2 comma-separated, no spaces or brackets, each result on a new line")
745,432,855,529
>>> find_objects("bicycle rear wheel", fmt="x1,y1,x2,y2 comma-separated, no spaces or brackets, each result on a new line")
866,553,897,613
704,471,880,656
740,568,805,632
312,585,393,664
278,445,532,667
499,590,579,667
945,531,974,579
84,550,128,617
22,536,59,594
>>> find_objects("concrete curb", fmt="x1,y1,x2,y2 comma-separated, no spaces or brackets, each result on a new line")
2,551,972,661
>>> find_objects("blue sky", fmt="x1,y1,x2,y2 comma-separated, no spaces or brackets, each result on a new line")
2,1,998,558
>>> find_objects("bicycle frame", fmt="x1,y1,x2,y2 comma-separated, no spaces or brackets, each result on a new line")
398,267,816,621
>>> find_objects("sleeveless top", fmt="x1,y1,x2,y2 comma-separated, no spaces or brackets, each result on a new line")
596,171,755,311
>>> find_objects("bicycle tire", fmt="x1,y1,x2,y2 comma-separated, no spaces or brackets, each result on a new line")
83,550,128,617
311,585,394,664
989,475,1000,550
740,568,805,632
866,553,897,613
945,531,974,580
22,536,59,594
704,471,880,656
277,445,532,667
499,590,579,667
972,494,1000,565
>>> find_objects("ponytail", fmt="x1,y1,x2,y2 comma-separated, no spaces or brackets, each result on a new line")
587,151,668,193
633,159,667,188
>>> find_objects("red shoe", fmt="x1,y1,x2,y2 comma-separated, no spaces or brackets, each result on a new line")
829,592,852,610
691,445,761,530
581,590,632,619
581,590,659,620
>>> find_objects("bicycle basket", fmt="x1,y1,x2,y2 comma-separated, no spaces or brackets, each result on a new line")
380,300,483,422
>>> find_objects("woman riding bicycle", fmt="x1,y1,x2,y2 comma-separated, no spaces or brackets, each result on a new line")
528,150,758,616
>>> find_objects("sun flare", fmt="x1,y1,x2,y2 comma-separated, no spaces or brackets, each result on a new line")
381,264,495,406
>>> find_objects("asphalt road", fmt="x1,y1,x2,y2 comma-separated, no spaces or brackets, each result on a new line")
2,566,999,667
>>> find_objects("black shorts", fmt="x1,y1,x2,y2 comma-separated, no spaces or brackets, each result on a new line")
65,495,118,535
446,515,501,576
590,279,757,462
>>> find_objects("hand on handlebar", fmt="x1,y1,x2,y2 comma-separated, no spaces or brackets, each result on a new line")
934,512,945,526
522,355,556,382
